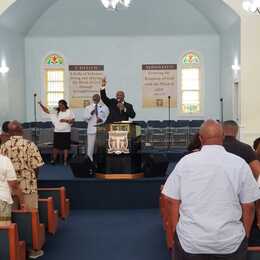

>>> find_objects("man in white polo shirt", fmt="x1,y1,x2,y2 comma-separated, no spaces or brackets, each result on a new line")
0,154,24,225
162,120,260,260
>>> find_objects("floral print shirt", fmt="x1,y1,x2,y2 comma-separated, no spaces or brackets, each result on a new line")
0,136,44,194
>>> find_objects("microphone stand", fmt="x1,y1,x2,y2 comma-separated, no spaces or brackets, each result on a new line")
167,96,171,150
33,93,37,144
220,98,224,123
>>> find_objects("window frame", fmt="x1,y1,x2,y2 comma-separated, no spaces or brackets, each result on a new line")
44,68,65,109
42,54,67,116
177,51,204,117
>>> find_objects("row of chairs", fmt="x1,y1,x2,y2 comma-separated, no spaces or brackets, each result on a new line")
22,120,204,151
0,187,70,260
159,185,260,259
22,120,204,129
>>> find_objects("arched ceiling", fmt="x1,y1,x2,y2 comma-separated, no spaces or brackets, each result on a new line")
0,0,240,36
0,0,15,16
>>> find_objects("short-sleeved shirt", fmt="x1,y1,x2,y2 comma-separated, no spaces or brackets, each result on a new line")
0,155,17,204
223,136,257,164
162,145,260,254
0,136,44,194
50,109,75,133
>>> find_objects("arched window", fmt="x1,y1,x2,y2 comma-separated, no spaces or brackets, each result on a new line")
180,52,201,114
44,54,65,108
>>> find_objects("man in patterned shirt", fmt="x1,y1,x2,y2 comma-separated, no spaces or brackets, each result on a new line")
0,121,44,258
0,121,44,210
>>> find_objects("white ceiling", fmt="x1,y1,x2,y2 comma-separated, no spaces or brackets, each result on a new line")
0,0,240,36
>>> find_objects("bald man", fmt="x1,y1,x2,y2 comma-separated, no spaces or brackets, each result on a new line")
162,120,260,260
100,78,135,123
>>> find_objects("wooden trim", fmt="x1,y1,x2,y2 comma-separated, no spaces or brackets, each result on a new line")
31,210,39,250
95,173,144,180
248,246,260,252
8,224,17,260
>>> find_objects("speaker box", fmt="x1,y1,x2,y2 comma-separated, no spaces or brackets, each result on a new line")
143,154,169,177
70,156,95,178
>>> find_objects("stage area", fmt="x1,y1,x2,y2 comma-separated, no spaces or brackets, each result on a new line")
38,164,166,209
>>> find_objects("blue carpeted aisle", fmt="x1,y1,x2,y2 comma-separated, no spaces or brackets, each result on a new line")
41,209,170,260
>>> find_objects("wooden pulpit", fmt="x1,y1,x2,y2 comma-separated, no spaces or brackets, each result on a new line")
96,122,143,179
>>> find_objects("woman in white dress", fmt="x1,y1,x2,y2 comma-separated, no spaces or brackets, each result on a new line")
38,100,75,166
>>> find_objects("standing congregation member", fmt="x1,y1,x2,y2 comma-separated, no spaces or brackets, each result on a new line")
100,77,135,123
38,100,75,166
162,120,260,260
253,137,260,161
83,94,109,162
223,120,260,229
0,121,10,145
223,120,260,179
0,154,24,225
0,121,44,258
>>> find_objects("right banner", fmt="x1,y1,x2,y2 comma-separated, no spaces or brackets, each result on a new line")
142,64,177,108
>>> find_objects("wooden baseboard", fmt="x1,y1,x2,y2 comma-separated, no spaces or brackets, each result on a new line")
95,173,144,180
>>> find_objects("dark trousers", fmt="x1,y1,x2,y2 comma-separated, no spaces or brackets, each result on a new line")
172,234,248,260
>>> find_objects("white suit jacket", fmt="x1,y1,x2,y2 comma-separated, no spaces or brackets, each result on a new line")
83,103,109,134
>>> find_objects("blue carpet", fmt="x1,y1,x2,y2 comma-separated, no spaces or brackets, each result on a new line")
39,164,75,180
41,209,170,260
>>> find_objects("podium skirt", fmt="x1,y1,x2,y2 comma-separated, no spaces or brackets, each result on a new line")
53,132,71,150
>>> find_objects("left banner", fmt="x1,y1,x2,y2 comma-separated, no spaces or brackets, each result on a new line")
69,65,104,108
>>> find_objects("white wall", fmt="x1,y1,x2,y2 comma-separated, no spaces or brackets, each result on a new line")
220,19,240,120
0,25,26,125
223,0,260,145
25,35,220,122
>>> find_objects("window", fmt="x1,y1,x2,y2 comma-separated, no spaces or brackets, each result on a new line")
44,54,65,108
180,52,201,114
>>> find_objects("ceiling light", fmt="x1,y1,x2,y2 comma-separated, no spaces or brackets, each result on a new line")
242,0,260,14
100,0,132,11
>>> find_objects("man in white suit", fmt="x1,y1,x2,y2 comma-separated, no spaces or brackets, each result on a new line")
84,94,109,162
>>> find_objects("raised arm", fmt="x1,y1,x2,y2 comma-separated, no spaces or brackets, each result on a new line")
38,101,50,114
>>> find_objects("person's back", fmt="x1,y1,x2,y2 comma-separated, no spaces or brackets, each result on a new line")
0,154,23,225
169,146,255,253
1,136,43,194
0,121,44,258
162,120,260,259
224,136,256,164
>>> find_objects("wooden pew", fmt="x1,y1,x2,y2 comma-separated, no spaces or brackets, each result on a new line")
159,187,173,250
0,223,26,260
38,187,70,220
38,197,58,235
12,209,45,252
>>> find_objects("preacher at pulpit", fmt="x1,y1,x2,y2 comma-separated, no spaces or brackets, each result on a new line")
100,78,136,123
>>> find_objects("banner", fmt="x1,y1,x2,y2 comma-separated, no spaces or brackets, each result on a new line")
142,64,177,108
69,65,104,108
